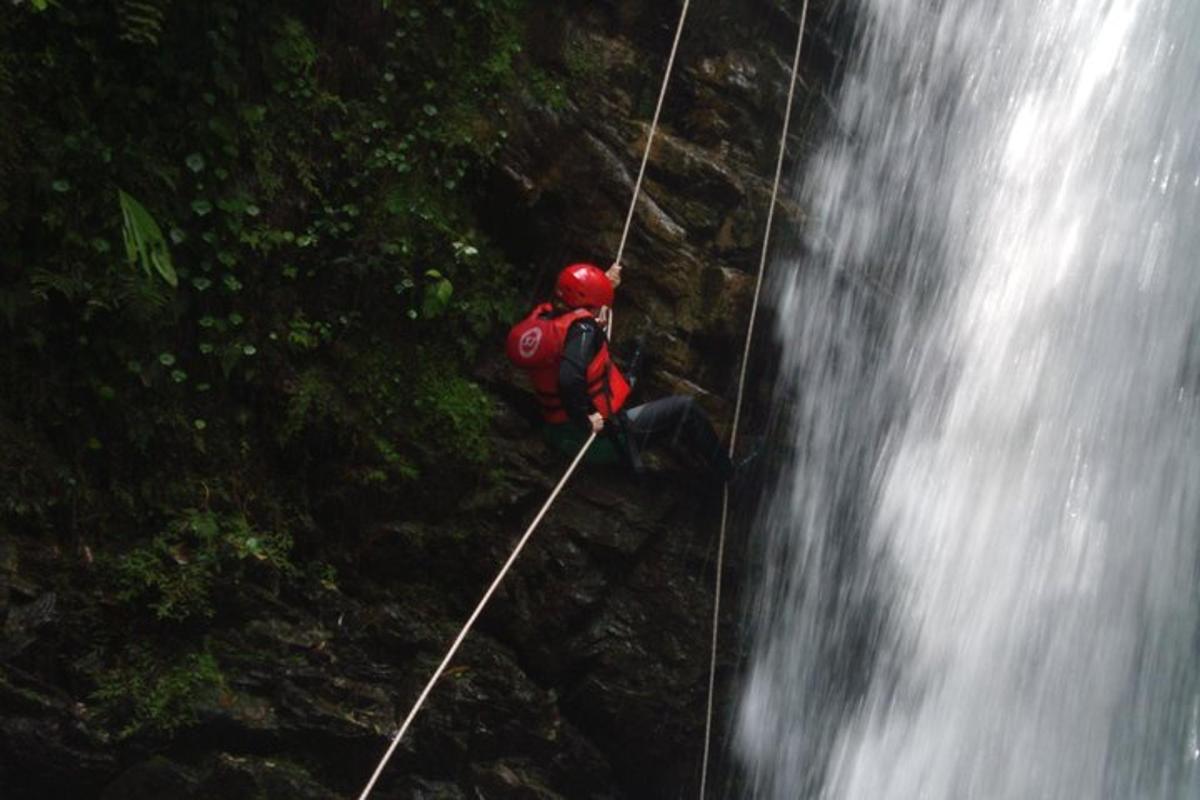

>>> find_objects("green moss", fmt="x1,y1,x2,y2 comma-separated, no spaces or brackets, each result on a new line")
564,35,606,83
113,509,294,621
412,362,493,466
279,366,345,446
92,646,226,740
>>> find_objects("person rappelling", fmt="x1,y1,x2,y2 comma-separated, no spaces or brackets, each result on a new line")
507,261,746,482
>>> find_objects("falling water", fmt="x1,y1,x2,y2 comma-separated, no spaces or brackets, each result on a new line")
736,1,1200,798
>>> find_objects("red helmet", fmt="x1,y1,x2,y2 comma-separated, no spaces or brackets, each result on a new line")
555,263,613,309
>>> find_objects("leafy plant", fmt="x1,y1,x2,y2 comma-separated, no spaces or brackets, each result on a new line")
116,0,170,47
92,645,225,739
119,189,178,287
421,270,454,318
113,509,294,621
412,361,493,466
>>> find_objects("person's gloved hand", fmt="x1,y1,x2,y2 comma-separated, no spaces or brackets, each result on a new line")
588,412,605,434
606,262,623,288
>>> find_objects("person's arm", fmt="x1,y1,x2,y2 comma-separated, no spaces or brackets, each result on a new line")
559,318,603,429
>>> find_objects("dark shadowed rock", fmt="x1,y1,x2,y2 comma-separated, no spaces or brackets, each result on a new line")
194,754,337,800
99,757,198,800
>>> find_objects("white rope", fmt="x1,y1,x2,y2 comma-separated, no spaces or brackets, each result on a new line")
356,4,694,797
609,0,693,338
357,433,597,800
698,2,810,797
615,0,692,267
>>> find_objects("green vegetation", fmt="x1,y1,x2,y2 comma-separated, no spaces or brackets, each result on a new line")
1,0,535,742
92,645,227,739
112,509,294,621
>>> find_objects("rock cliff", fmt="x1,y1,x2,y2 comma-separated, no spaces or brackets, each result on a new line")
0,1,843,797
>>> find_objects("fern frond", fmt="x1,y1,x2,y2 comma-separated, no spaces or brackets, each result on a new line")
114,269,173,319
30,267,90,303
116,0,170,47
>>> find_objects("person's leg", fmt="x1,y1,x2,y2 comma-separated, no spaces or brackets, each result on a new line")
622,395,734,479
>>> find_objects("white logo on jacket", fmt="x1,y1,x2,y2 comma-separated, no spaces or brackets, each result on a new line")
518,327,543,360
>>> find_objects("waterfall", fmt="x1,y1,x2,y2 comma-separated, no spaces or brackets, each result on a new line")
736,1,1200,798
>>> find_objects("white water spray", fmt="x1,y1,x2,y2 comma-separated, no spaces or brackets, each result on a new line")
738,1,1200,798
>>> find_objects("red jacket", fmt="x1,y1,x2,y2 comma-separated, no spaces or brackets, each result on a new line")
506,303,631,424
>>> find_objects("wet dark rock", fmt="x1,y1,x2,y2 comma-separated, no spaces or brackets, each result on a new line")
99,757,198,800
101,753,338,800
194,754,337,800
0,532,16,610
0,671,116,799
2,591,57,659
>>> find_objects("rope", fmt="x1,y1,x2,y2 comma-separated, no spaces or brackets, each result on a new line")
697,2,810,797
356,434,596,800
609,0,693,338
356,4,692,797
615,0,691,267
